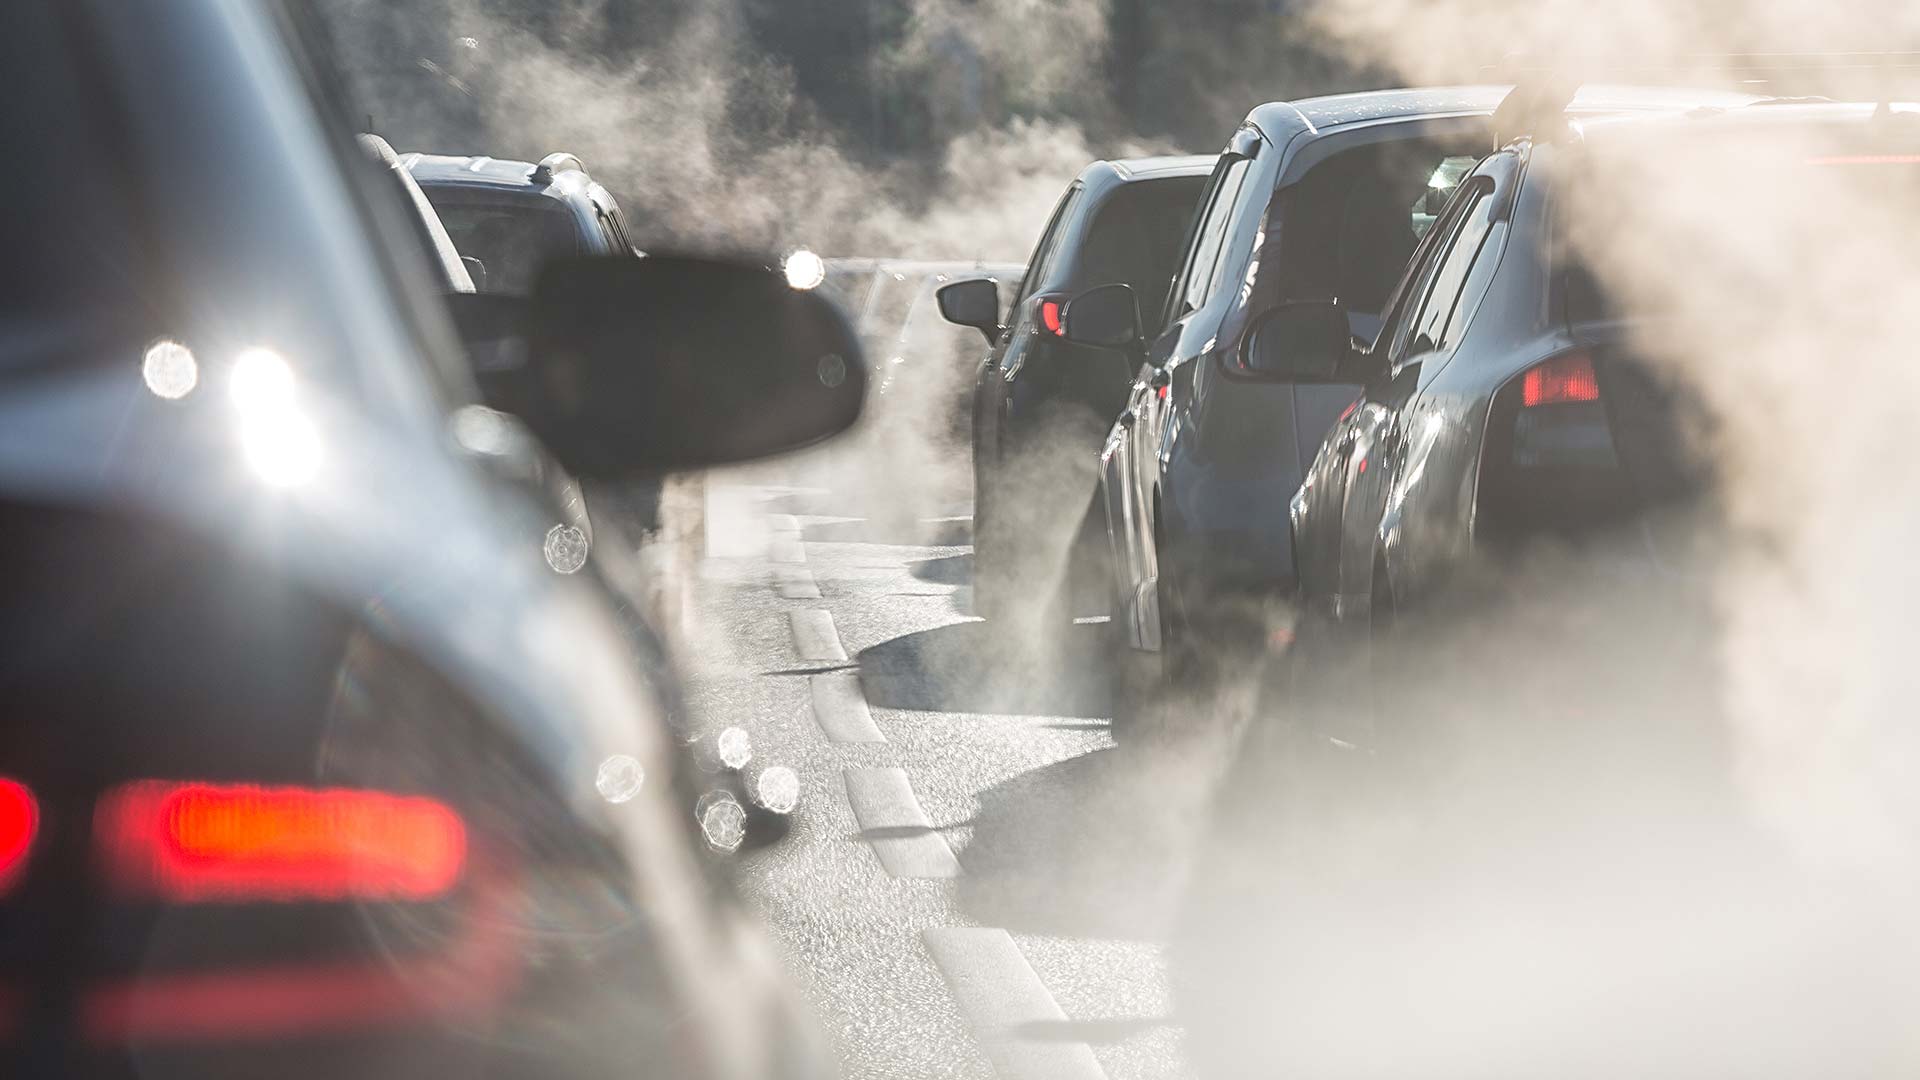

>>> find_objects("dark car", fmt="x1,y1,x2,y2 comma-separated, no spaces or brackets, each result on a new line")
1074,86,1755,694
1276,94,1916,751
403,151,642,295
937,155,1214,620
0,1,862,1077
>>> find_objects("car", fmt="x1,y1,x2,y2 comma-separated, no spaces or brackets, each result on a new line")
402,150,643,295
0,2,863,1077
936,155,1214,621
1275,90,1917,753
1066,86,1756,704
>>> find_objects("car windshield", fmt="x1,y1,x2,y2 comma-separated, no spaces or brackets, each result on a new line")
425,195,581,294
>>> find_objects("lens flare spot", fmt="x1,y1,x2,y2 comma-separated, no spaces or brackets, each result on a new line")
229,348,296,415
595,755,645,803
784,248,826,290
543,523,589,574
716,726,753,770
696,791,747,852
240,412,321,487
817,353,848,389
755,766,800,815
142,340,198,400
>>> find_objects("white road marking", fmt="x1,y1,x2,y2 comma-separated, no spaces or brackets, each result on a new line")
809,674,884,743
843,767,960,878
789,609,848,662
774,565,822,599
922,928,1109,1080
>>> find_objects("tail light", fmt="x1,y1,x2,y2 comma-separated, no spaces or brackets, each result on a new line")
96,782,466,903
1038,297,1066,337
0,779,37,893
1521,351,1600,407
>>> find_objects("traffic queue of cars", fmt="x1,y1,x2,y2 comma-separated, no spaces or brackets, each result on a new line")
941,79,1910,734
0,1,852,1077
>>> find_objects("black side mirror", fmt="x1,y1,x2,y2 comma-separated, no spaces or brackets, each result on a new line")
1243,300,1352,381
1060,283,1141,350
937,278,1001,343
446,254,865,479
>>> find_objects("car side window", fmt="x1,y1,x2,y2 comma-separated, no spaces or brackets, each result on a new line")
1014,185,1081,306
1374,178,1478,361
1173,156,1252,319
1405,177,1496,356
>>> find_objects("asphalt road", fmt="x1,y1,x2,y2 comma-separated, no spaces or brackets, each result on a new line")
673,475,1245,1080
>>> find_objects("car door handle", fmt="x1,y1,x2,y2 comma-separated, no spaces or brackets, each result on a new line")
1117,409,1136,429
1147,368,1171,390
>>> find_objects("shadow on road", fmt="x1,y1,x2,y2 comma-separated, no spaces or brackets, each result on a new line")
856,619,1113,717
803,517,971,546
908,552,971,585
953,695,1249,941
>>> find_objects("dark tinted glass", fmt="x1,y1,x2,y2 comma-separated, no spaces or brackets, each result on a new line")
1075,176,1208,332
426,196,581,294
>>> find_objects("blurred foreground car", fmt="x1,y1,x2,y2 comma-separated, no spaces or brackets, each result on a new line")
935,156,1213,620
0,2,862,1077
1071,86,1753,714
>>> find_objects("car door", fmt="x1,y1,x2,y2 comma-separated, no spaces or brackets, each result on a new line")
1115,145,1256,647
1294,172,1481,618
1334,162,1511,615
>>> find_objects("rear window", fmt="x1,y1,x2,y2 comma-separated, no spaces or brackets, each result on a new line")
1073,175,1207,331
422,193,581,295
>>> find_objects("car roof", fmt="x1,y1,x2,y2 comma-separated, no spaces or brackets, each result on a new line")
1249,84,1764,139
399,152,597,202
1107,154,1218,180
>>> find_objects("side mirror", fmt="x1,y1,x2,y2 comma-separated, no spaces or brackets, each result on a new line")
1060,283,1141,350
1243,300,1352,381
460,255,488,292
936,278,1001,343
447,254,866,478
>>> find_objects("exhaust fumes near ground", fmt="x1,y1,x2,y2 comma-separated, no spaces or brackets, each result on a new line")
1166,3,1920,1077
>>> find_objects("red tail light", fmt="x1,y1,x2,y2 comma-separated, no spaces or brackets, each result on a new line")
1039,299,1065,337
1521,351,1600,408
0,779,37,893
97,782,466,903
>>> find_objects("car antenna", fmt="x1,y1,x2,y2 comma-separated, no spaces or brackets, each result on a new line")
1490,61,1581,150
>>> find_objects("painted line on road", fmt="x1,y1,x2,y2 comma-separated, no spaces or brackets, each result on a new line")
809,674,884,743
789,609,849,662
844,768,960,878
770,536,808,564
922,928,1109,1080
773,564,822,599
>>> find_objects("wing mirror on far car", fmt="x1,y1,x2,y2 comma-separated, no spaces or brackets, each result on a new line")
1059,283,1142,351
445,253,866,479
1242,300,1353,381
936,277,1002,343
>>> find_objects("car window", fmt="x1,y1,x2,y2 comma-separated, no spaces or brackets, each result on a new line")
1405,177,1496,356
1374,176,1480,359
427,196,581,295
1271,142,1486,319
1073,175,1207,332
1014,185,1082,305
1174,156,1252,318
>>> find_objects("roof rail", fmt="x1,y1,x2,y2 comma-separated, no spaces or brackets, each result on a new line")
529,152,585,185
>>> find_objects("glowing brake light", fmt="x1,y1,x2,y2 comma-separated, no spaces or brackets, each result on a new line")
0,779,38,893
97,782,466,903
1521,352,1600,408
1039,299,1066,337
